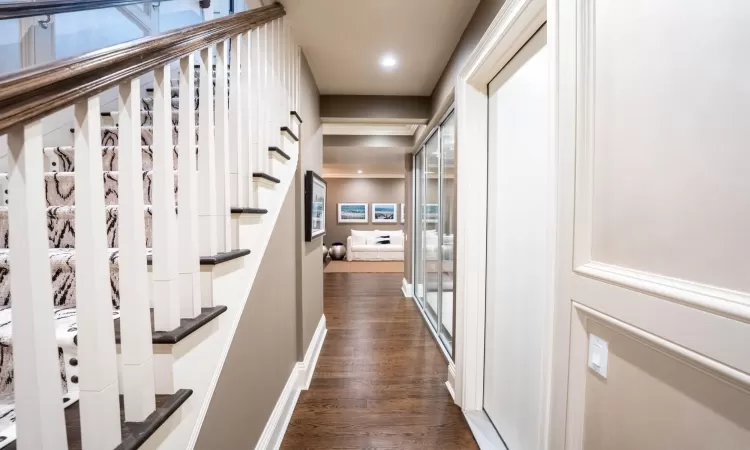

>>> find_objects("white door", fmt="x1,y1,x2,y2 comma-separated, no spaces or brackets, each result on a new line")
484,24,550,450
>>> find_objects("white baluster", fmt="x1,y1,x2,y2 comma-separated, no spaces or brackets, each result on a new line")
268,20,277,175
229,34,244,209
8,121,68,450
118,78,157,421
283,17,291,127
276,18,285,144
153,64,181,332
250,26,261,182
178,55,201,317
198,47,218,255
241,30,254,205
215,40,231,252
74,96,122,448
296,44,301,112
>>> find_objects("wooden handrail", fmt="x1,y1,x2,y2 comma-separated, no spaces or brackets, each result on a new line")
0,2,284,134
0,0,197,20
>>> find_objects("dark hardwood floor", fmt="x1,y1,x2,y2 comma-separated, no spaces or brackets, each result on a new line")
281,272,478,449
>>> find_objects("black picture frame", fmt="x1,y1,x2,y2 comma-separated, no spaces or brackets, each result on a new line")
304,170,327,242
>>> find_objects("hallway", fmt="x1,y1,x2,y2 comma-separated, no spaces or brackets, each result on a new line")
281,273,477,449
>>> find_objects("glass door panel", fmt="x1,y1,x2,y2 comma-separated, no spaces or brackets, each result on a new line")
413,148,425,307
424,132,441,329
438,112,456,354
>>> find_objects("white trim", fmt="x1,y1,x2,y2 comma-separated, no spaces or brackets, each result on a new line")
298,315,327,390
323,173,406,179
255,315,327,450
401,278,413,298
572,302,750,390
253,361,302,450
464,411,509,450
454,0,548,415
576,262,750,324
445,362,457,401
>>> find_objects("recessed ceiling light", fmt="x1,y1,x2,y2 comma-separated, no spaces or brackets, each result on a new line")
357,170,363,174
380,54,398,69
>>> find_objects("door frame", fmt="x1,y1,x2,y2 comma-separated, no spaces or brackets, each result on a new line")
454,0,555,446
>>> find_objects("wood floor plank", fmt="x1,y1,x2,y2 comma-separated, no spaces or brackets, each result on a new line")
280,273,478,449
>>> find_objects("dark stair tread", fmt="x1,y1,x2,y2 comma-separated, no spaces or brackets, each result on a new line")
5,390,192,450
252,172,280,184
114,306,227,345
230,207,268,215
290,111,303,123
280,126,299,142
268,146,290,160
146,248,250,266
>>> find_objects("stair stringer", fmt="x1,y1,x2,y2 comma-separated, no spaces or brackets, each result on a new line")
142,139,300,449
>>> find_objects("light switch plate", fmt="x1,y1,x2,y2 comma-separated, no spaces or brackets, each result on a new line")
588,334,609,378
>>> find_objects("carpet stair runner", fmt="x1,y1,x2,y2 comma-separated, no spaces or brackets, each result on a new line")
0,68,239,434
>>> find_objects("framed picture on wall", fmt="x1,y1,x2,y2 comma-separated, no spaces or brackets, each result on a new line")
372,203,398,224
337,203,368,223
424,203,439,223
401,203,406,223
304,171,327,241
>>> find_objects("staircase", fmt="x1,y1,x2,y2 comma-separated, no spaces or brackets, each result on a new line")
0,3,301,449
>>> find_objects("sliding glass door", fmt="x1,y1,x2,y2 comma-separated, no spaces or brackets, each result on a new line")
412,108,456,358
438,112,455,351
424,132,441,329
413,148,425,307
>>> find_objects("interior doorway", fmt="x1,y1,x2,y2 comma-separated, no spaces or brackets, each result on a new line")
483,23,551,449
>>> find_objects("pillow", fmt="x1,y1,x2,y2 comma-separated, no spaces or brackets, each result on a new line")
351,235,366,246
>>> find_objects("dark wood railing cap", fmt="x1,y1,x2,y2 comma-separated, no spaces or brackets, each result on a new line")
0,3,284,135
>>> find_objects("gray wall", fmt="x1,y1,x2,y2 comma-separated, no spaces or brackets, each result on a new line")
320,95,430,121
195,183,299,448
430,0,507,115
324,178,405,246
297,53,324,355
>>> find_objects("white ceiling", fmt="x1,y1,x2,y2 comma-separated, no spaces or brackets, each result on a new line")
282,0,480,95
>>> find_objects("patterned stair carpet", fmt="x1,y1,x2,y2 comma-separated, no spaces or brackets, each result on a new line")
0,69,223,436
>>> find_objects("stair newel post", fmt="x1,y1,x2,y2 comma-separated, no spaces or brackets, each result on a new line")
241,29,254,206
229,34,244,209
215,40,232,253
249,25,261,186
178,55,202,317
152,64,181,332
73,96,122,449
117,78,157,421
7,121,69,450
198,46,218,255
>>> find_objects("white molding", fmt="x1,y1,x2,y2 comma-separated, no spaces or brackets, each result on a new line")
454,0,547,415
254,361,302,450
401,278,413,298
572,302,750,391
445,362,456,401
576,262,750,324
256,315,326,450
322,173,406,179
298,315,327,390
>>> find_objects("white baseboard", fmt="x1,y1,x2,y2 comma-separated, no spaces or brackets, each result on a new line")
401,278,413,298
298,315,328,390
255,315,327,450
446,361,456,401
